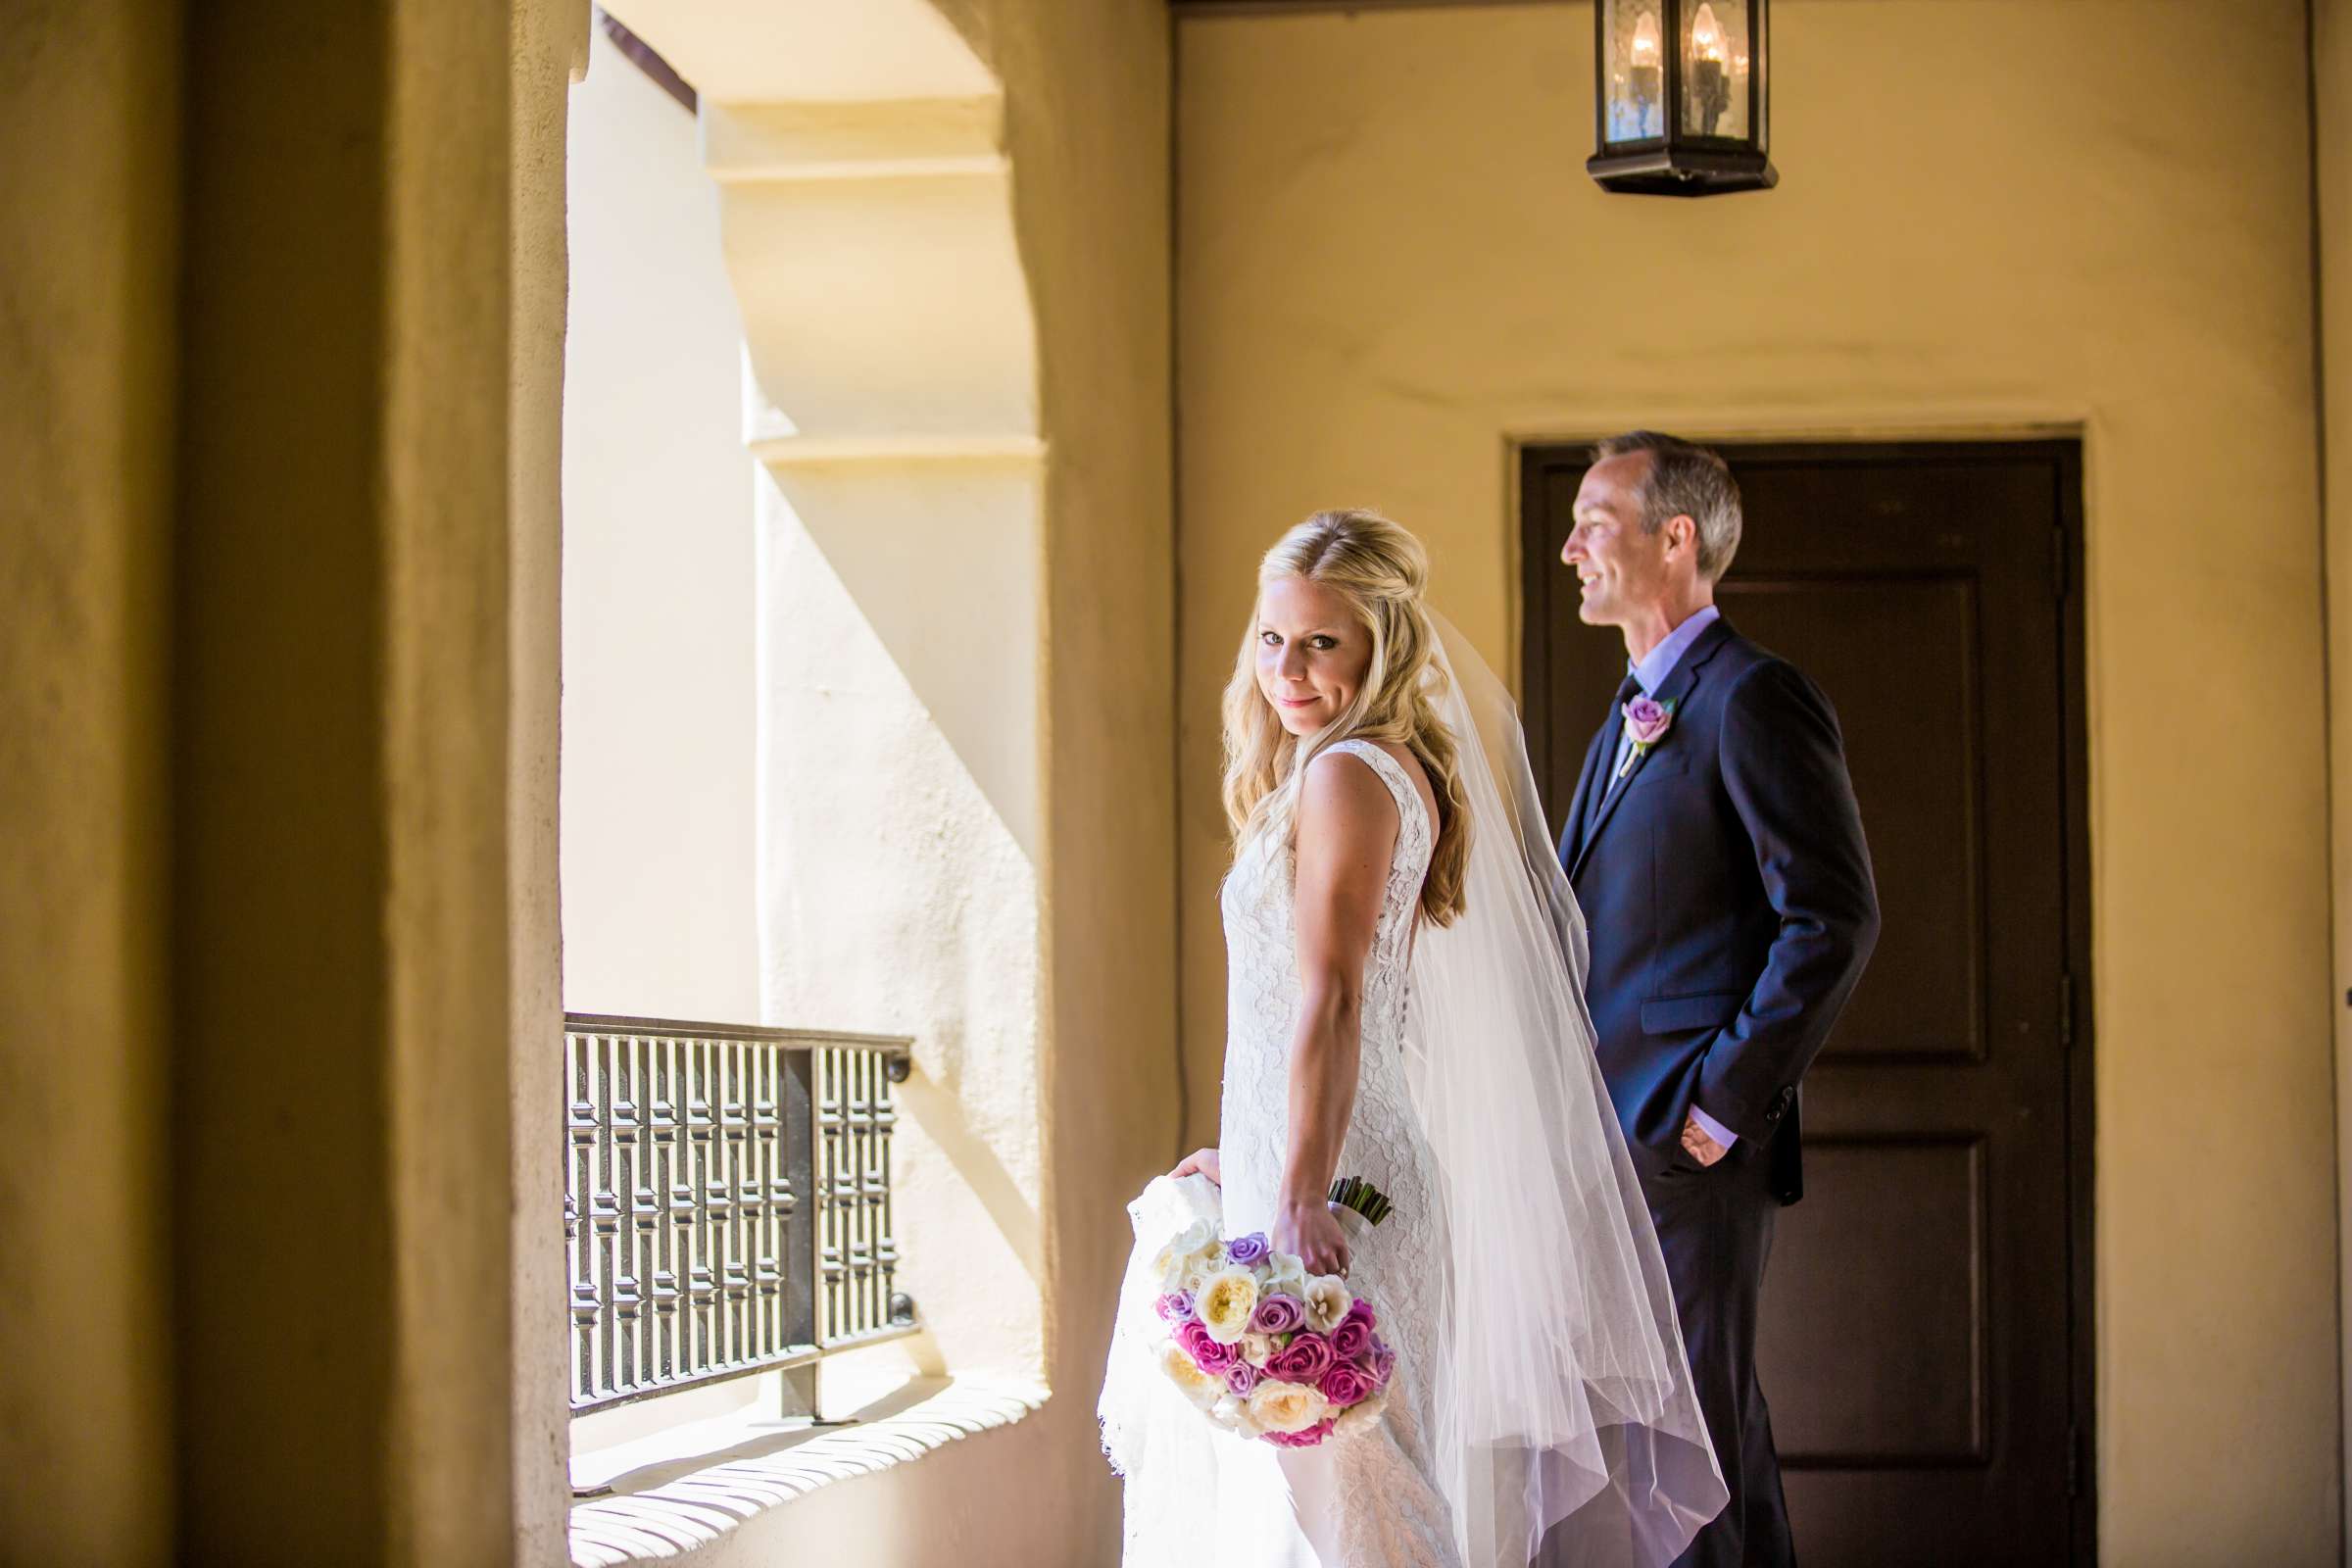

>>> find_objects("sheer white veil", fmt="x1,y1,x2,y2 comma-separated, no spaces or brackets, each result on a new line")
1409,612,1725,1567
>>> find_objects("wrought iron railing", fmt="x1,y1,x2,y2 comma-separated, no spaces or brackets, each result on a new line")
564,1013,917,1414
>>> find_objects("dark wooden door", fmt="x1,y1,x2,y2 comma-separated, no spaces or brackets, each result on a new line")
1521,441,2092,1565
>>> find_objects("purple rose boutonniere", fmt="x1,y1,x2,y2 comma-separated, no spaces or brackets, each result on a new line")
1617,696,1677,778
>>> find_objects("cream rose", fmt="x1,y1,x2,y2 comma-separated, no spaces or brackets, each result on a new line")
1246,1379,1331,1436
1301,1273,1352,1334
1197,1267,1260,1345
1159,1342,1225,1409
1333,1388,1388,1437
1153,1219,1220,1289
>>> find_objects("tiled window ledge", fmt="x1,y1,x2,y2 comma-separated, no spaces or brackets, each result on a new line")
566,1374,1048,1566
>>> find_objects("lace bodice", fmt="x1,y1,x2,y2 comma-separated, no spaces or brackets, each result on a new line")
1216,741,1433,1235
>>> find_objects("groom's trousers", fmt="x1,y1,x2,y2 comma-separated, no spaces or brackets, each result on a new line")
1648,1140,1794,1568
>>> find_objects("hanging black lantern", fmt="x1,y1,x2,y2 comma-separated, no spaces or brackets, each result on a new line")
1589,0,1774,196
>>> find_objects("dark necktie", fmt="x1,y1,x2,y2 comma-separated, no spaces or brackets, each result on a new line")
1585,672,1644,839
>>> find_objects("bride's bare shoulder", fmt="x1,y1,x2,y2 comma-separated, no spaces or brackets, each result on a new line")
1303,741,1436,841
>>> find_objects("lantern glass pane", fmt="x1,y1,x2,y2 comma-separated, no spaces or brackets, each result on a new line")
1601,0,1668,144
1681,0,1753,140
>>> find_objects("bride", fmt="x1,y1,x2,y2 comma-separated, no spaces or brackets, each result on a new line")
1100,511,1727,1567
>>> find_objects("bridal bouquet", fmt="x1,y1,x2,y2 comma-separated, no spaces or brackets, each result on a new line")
1147,1179,1398,1447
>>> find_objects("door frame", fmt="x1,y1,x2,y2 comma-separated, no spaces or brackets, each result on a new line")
1514,436,2096,1563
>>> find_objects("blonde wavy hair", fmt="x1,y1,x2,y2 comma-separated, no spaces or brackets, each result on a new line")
1221,510,1471,927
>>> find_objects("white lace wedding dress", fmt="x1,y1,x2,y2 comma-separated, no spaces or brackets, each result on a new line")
1105,739,1461,1567
1104,620,1728,1568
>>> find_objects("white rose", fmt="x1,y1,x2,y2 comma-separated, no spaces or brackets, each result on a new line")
1246,1379,1331,1436
1158,1342,1224,1409
1153,1219,1220,1287
1197,1267,1260,1346
1333,1389,1388,1437
1261,1252,1309,1297
1301,1273,1352,1334
1241,1332,1278,1366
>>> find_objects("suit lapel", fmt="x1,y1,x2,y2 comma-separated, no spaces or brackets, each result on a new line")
1568,616,1736,885
1560,713,1615,869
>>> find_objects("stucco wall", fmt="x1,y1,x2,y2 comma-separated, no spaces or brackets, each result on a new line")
1178,2,2335,1558
0,3,178,1561
512,2,584,1560
561,23,761,1024
169,4,534,1558
748,1,1179,1556
597,0,1175,1561
2321,0,2352,1532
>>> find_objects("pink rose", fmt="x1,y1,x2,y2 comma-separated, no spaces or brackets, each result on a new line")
1329,1312,1374,1362
1262,1417,1337,1449
1623,696,1673,747
1225,1359,1261,1396
1265,1331,1337,1385
1179,1320,1234,1374
1318,1363,1373,1407
1351,1350,1388,1392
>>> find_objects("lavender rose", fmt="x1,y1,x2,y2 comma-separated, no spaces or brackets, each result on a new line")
1225,1231,1271,1267
1623,695,1673,747
1265,1330,1337,1385
1225,1359,1261,1396
1154,1291,1197,1324
1318,1363,1374,1407
1250,1293,1305,1336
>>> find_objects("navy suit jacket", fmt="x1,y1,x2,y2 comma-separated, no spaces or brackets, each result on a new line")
1560,615,1880,1204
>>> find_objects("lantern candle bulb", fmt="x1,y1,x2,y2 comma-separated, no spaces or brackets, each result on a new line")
1613,9,1664,140
1690,2,1732,135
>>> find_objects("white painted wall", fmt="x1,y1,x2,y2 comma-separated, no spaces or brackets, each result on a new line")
561,24,759,1024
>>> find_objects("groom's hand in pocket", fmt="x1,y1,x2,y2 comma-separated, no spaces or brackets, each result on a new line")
1170,1147,1222,1185
1680,1113,1729,1168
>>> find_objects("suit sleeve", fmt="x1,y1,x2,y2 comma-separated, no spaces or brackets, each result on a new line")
1696,659,1882,1143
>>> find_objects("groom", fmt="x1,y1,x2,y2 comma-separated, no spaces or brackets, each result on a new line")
1556,433,1878,1568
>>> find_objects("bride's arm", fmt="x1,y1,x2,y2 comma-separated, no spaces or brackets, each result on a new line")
1277,752,1399,1277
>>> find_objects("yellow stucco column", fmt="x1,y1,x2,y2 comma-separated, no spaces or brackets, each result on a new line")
0,3,179,1560
170,3,537,1559
2319,0,2352,1542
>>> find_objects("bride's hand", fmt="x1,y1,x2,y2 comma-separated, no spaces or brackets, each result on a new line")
1274,1198,1349,1278
1170,1147,1221,1185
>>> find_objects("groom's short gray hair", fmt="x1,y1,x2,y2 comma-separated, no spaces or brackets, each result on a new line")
1592,431,1743,582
